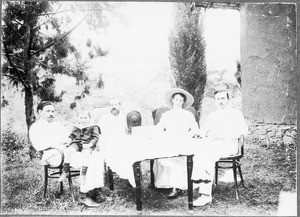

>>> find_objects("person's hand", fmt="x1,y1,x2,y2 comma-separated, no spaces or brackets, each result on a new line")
192,133,201,139
82,143,93,149
206,131,225,140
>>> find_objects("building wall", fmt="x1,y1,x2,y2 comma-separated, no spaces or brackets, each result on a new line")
240,3,297,124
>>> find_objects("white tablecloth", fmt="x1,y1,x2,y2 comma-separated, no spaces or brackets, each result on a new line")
102,133,209,186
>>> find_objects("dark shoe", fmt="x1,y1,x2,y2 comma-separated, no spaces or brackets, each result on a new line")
191,179,211,184
78,197,101,207
167,188,181,199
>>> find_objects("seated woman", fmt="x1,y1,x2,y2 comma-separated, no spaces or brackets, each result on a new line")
153,88,199,198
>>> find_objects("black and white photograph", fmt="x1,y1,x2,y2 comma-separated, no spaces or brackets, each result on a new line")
1,0,298,215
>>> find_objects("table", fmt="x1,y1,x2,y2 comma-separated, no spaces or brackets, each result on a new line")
102,133,206,211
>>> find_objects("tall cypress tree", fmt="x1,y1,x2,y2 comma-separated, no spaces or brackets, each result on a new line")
169,3,207,113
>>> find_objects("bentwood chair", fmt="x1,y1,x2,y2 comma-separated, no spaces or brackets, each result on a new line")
40,148,80,202
214,136,245,200
126,110,142,134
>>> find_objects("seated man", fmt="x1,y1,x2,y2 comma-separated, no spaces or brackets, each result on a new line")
192,88,249,206
29,101,104,207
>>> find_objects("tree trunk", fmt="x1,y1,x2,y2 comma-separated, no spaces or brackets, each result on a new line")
24,85,36,160
24,2,36,160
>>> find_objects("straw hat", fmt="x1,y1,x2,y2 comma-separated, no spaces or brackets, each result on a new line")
164,88,194,109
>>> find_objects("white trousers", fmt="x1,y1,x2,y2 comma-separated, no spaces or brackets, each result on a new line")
41,149,105,193
153,139,238,196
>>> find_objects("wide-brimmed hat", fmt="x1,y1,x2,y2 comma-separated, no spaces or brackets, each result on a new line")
164,88,194,109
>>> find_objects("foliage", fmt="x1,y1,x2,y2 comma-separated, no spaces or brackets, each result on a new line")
87,39,109,59
169,3,207,112
1,126,27,153
1,1,88,133
1,96,9,107
96,74,105,89
234,60,242,87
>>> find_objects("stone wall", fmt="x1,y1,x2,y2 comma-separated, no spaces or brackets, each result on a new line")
240,3,297,124
248,122,297,149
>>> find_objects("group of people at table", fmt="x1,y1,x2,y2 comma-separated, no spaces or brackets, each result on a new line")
29,87,249,208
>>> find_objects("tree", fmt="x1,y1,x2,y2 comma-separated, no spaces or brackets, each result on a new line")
1,1,89,159
169,3,207,113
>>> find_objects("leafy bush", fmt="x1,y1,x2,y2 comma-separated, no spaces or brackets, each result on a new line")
1,126,27,153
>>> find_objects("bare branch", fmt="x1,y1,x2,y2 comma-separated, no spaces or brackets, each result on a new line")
32,11,92,56
33,3,63,30
39,7,112,16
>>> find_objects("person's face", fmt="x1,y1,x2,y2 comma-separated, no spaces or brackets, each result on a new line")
77,112,91,125
214,91,228,109
110,102,121,116
39,105,55,123
171,94,185,109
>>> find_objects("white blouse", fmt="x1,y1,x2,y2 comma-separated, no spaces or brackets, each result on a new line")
157,108,199,136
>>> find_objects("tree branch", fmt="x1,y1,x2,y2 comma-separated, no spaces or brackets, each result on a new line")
39,7,111,16
33,2,63,30
32,11,92,57
2,42,30,89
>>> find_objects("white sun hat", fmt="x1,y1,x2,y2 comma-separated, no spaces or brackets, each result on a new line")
164,88,194,109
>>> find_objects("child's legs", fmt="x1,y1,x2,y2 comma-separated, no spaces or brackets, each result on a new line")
63,144,79,163
81,147,93,168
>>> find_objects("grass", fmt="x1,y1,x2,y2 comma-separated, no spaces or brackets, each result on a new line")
0,130,296,215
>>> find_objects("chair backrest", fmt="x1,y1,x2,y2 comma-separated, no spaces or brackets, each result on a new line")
238,135,245,157
90,107,110,124
127,110,142,134
152,106,199,125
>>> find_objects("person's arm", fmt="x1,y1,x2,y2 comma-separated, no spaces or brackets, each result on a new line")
187,112,200,137
156,113,167,131
83,126,100,149
199,114,213,139
68,126,77,140
29,123,52,151
224,111,249,140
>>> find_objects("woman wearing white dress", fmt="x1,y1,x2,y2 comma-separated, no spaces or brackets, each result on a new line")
153,88,199,198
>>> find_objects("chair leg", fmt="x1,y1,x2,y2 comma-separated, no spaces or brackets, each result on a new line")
68,171,75,203
59,166,64,196
108,167,114,191
237,164,244,186
44,165,48,198
214,162,218,186
150,159,155,187
232,161,239,200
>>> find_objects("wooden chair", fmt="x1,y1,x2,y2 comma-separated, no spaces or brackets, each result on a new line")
41,148,80,202
214,136,245,200
126,110,142,134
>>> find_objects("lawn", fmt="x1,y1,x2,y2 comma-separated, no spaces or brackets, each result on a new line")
1,130,296,215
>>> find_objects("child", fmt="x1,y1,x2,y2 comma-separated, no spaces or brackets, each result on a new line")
57,110,100,185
